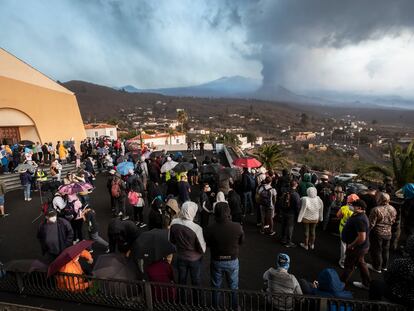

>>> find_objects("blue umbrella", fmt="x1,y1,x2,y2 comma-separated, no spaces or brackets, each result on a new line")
116,161,134,175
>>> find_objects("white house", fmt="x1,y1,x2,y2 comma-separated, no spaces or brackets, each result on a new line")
84,123,117,140
129,132,187,148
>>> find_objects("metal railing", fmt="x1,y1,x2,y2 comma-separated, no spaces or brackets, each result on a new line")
0,271,406,311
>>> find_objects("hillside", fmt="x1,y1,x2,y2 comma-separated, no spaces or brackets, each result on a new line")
62,80,310,131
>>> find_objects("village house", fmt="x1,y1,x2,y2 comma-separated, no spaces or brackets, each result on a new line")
84,123,117,140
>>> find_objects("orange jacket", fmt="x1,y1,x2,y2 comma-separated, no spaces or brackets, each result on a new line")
56,250,92,292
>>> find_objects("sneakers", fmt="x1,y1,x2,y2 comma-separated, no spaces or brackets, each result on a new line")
27,198,32,201
285,242,297,248
300,243,309,250
382,268,388,272
367,263,382,273
105,248,110,254
121,216,129,221
353,281,369,290
140,223,147,228
268,231,276,236
338,261,345,269
309,244,315,250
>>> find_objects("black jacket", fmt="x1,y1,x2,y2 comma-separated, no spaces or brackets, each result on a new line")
37,218,73,256
108,218,142,252
227,190,242,215
205,202,244,261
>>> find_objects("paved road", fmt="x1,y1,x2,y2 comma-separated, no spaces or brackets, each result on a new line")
0,154,387,309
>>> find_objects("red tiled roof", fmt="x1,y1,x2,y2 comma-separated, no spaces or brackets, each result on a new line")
84,123,116,129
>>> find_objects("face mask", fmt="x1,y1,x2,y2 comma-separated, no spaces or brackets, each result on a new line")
48,216,57,223
206,187,211,192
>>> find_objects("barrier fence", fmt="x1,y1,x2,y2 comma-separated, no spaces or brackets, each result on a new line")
0,271,406,311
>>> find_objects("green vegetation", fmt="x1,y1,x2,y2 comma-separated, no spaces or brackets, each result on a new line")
177,110,189,132
254,143,287,170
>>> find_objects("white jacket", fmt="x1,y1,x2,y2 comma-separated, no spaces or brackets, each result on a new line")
298,187,323,223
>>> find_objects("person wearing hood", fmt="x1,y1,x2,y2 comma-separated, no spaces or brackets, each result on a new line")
297,187,323,250
205,202,244,310
300,268,352,311
200,183,214,229
298,173,314,197
170,201,206,287
337,194,359,268
263,253,302,310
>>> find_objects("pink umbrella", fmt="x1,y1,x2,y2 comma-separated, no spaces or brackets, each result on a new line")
233,157,262,168
58,182,93,195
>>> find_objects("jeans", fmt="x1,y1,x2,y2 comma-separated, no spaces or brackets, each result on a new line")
177,257,202,305
339,240,347,265
211,259,239,310
89,231,109,249
370,233,391,270
243,191,254,214
23,183,31,200
281,213,295,243
340,247,371,287
177,257,202,286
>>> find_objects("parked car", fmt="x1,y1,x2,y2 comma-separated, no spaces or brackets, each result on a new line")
346,182,368,194
334,173,358,184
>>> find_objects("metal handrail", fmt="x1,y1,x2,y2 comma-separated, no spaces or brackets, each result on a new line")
0,271,406,311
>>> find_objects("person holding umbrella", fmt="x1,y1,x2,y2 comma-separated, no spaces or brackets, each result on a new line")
48,240,94,292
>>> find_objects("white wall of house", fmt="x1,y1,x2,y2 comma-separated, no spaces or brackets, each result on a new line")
85,127,117,140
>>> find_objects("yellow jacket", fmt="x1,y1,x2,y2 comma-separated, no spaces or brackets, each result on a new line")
58,145,68,160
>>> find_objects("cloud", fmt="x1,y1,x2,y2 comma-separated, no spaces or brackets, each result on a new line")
0,0,260,88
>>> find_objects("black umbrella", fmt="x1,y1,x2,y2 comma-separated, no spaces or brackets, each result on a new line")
131,229,176,264
19,140,34,146
172,162,193,173
93,253,138,281
219,167,239,180
4,259,48,273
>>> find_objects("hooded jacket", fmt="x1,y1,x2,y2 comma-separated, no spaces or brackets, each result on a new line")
205,203,244,261
311,268,352,299
170,201,206,261
298,187,324,223
299,173,314,197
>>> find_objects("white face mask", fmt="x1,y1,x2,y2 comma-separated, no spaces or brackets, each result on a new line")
48,216,57,223
206,186,211,192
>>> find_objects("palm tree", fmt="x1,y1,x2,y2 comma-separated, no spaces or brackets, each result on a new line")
167,128,176,145
254,143,286,170
177,110,188,133
361,141,414,188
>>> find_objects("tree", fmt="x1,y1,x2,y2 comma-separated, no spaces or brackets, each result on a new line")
254,143,287,170
245,132,257,144
177,110,188,132
167,128,176,145
361,141,414,187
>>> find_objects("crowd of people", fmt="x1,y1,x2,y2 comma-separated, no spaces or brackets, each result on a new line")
1,137,414,310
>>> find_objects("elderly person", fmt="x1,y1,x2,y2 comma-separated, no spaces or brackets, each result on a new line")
298,187,323,250
367,192,397,273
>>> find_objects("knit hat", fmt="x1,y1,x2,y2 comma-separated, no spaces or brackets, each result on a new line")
276,253,290,270
347,194,359,203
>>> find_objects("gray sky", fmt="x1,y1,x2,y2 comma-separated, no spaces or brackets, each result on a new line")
2,0,414,97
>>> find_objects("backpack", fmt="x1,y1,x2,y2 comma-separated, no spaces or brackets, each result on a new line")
259,186,272,209
281,190,292,210
111,179,121,198
60,200,76,221
128,190,139,205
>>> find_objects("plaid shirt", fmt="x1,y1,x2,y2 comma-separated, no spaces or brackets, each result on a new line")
369,204,397,237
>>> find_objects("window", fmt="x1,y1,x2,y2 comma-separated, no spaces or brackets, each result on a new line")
176,139,179,144
109,130,113,136
95,131,98,137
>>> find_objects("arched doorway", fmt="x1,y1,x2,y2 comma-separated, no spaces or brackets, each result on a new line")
0,108,40,145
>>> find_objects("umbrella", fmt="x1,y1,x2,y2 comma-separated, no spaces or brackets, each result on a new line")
93,253,137,280
150,150,165,158
47,240,93,277
14,163,37,173
200,163,222,175
233,157,262,168
4,259,48,273
160,160,178,173
58,182,93,195
116,161,134,175
24,147,33,154
131,229,176,264
127,151,142,161
172,162,193,173
219,167,239,180
19,140,34,146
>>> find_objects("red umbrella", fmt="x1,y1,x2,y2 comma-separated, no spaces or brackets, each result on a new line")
47,240,93,277
233,157,262,168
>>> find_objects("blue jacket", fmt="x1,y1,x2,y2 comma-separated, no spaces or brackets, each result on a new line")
20,172,32,185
